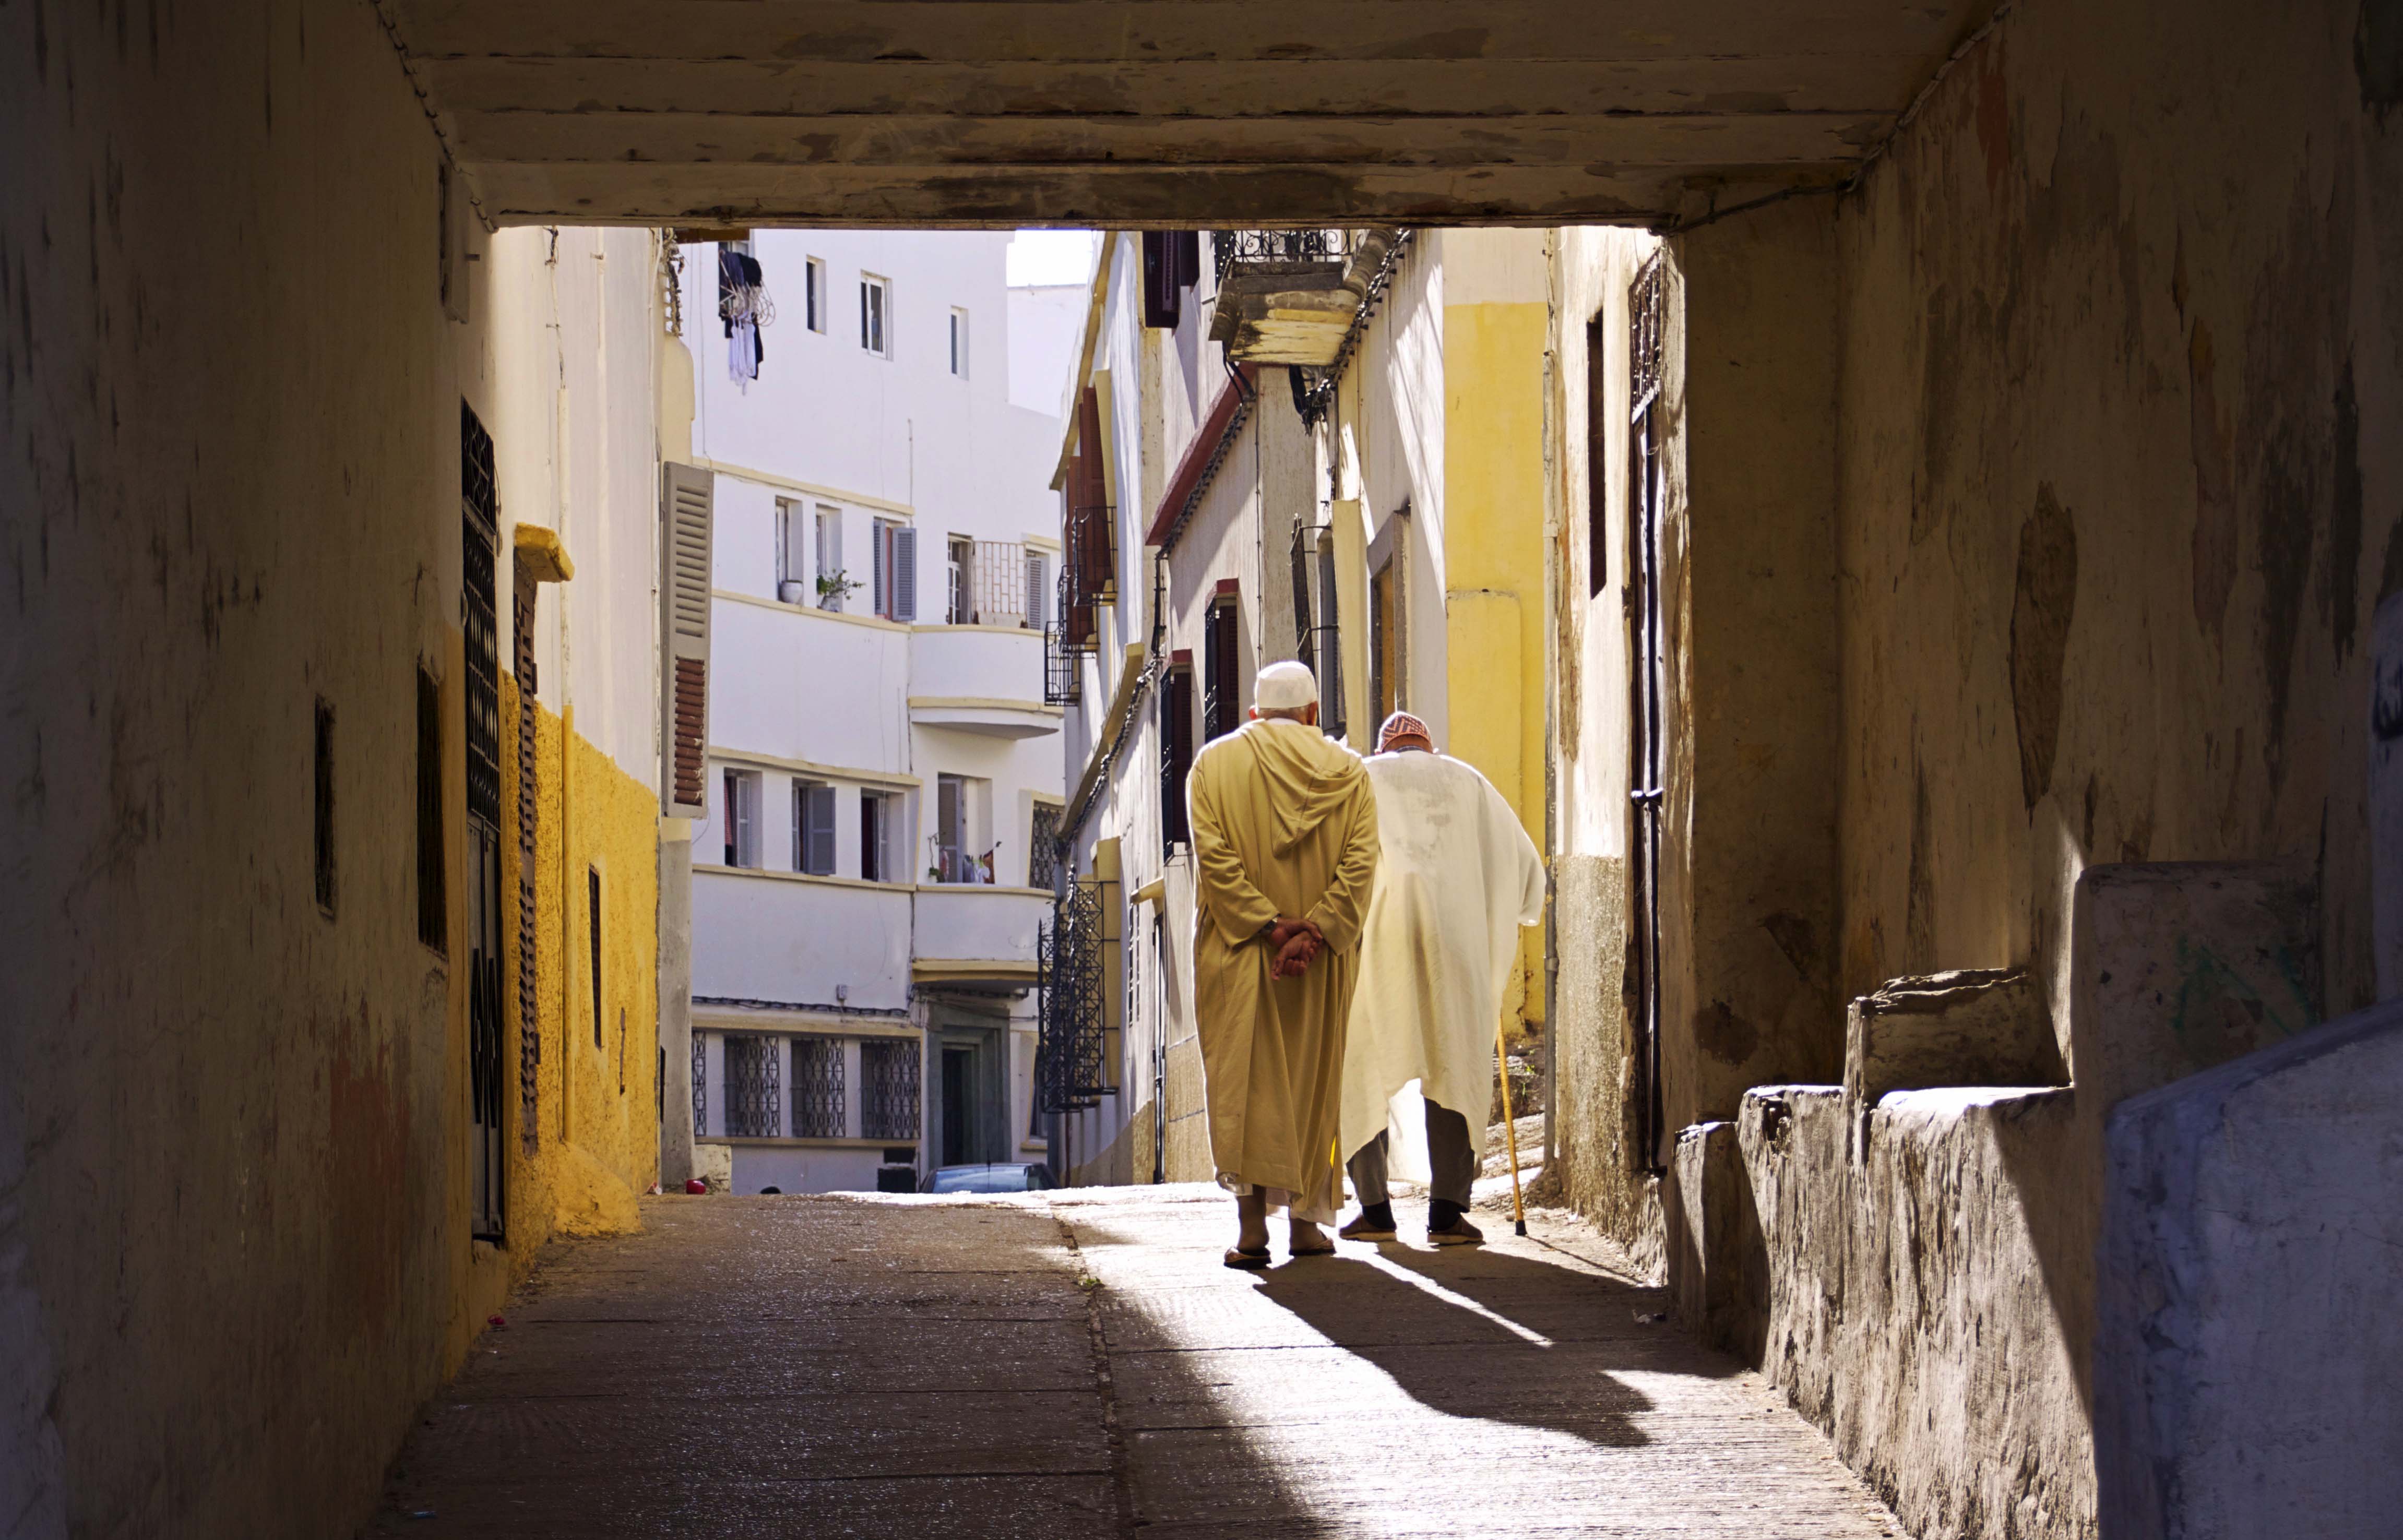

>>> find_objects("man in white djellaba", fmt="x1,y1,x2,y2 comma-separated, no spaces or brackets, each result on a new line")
1336,710,1545,1246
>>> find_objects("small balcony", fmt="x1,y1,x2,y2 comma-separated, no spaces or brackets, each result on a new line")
914,885,1047,987
909,626,1059,739
1207,229,1399,366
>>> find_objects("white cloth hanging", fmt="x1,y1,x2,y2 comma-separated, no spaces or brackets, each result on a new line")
1338,750,1545,1182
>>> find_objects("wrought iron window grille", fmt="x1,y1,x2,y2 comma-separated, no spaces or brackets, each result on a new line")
724,1033,783,1138
1037,881,1113,1115
1028,804,1063,890
790,1035,845,1138
691,1036,707,1138
859,1039,920,1141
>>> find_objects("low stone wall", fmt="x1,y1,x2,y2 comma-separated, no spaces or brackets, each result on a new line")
1672,1085,2096,1540
2097,999,2403,1540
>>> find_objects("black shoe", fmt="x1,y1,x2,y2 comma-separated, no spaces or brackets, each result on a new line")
1339,1202,1397,1241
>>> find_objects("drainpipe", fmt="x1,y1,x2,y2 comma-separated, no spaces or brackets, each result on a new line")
1540,229,1561,1175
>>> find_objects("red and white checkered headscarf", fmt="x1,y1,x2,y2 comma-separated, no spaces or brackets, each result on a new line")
1376,711,1434,753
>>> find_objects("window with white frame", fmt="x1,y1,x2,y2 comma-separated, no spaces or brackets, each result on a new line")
804,257,827,333
932,774,992,884
870,517,916,622
814,504,844,611
793,778,837,876
860,790,899,883
720,768,763,868
776,498,810,601
860,274,890,356
949,307,969,376
946,536,974,624
1024,548,1050,630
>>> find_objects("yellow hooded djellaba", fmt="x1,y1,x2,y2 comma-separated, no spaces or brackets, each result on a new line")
1185,714,1380,1224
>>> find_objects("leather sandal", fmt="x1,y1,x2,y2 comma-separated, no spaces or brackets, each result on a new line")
1223,1245,1272,1270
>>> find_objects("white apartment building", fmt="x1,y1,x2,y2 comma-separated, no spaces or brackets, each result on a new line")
678,231,1082,1194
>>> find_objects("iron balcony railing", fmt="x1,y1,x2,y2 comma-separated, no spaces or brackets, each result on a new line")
1212,228,1360,285
1063,503,1113,636
1043,623,1082,706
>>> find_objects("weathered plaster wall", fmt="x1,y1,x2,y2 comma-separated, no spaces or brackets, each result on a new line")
1661,199,1846,1143
1,8,666,1530
1831,0,2403,1027
1544,226,1660,1261
1548,854,1662,1276
1,5,495,1530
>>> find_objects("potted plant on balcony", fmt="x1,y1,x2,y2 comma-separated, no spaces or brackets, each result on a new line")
814,569,860,611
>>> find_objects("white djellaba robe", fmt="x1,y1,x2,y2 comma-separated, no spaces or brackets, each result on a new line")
1338,750,1545,1183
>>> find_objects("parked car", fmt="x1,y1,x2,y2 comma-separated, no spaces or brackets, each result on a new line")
922,1162,1056,1195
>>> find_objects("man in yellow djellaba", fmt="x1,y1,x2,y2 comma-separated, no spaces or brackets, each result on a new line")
1185,661,1380,1269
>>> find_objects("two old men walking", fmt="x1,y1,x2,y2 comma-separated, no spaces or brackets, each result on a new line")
1186,662,1543,1267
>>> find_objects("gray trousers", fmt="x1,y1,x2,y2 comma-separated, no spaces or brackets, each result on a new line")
1347,1100,1477,1209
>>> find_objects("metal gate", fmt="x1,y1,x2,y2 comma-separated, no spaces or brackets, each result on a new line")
1625,254,1668,1175
462,402,507,1240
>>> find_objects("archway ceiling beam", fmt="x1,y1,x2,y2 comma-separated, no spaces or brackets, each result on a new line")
385,0,2002,228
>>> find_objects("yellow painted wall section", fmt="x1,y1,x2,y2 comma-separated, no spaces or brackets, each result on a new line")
1444,299,1551,1028
483,676,656,1315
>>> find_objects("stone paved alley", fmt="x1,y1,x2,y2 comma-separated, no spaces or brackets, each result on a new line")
365,1184,1902,1538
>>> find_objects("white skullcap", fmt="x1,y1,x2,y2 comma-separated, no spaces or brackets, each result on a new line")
1253,660,1317,711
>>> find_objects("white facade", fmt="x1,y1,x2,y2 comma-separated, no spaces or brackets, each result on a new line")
678,231,1080,1194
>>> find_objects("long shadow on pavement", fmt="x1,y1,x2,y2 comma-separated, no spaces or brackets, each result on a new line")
1249,1241,1739,1452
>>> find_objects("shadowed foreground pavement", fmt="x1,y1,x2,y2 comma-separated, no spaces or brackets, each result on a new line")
365,1185,1902,1538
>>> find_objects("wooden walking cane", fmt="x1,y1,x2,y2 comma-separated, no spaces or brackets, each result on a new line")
1496,1018,1527,1236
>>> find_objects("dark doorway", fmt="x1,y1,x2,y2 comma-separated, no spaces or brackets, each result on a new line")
941,1046,974,1166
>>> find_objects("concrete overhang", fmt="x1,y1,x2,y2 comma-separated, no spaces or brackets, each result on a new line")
911,959,1041,985
513,522,575,583
908,696,1065,739
380,0,2003,229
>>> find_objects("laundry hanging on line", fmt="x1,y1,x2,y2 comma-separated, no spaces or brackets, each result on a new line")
718,248,773,388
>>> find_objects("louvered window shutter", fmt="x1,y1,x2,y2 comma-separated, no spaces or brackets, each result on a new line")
891,527,918,622
806,783,838,875
871,520,887,617
1025,550,1045,629
659,463,713,818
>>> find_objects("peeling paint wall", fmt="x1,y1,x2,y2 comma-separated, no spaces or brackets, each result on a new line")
1623,0,2403,1533
1834,0,2403,1032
